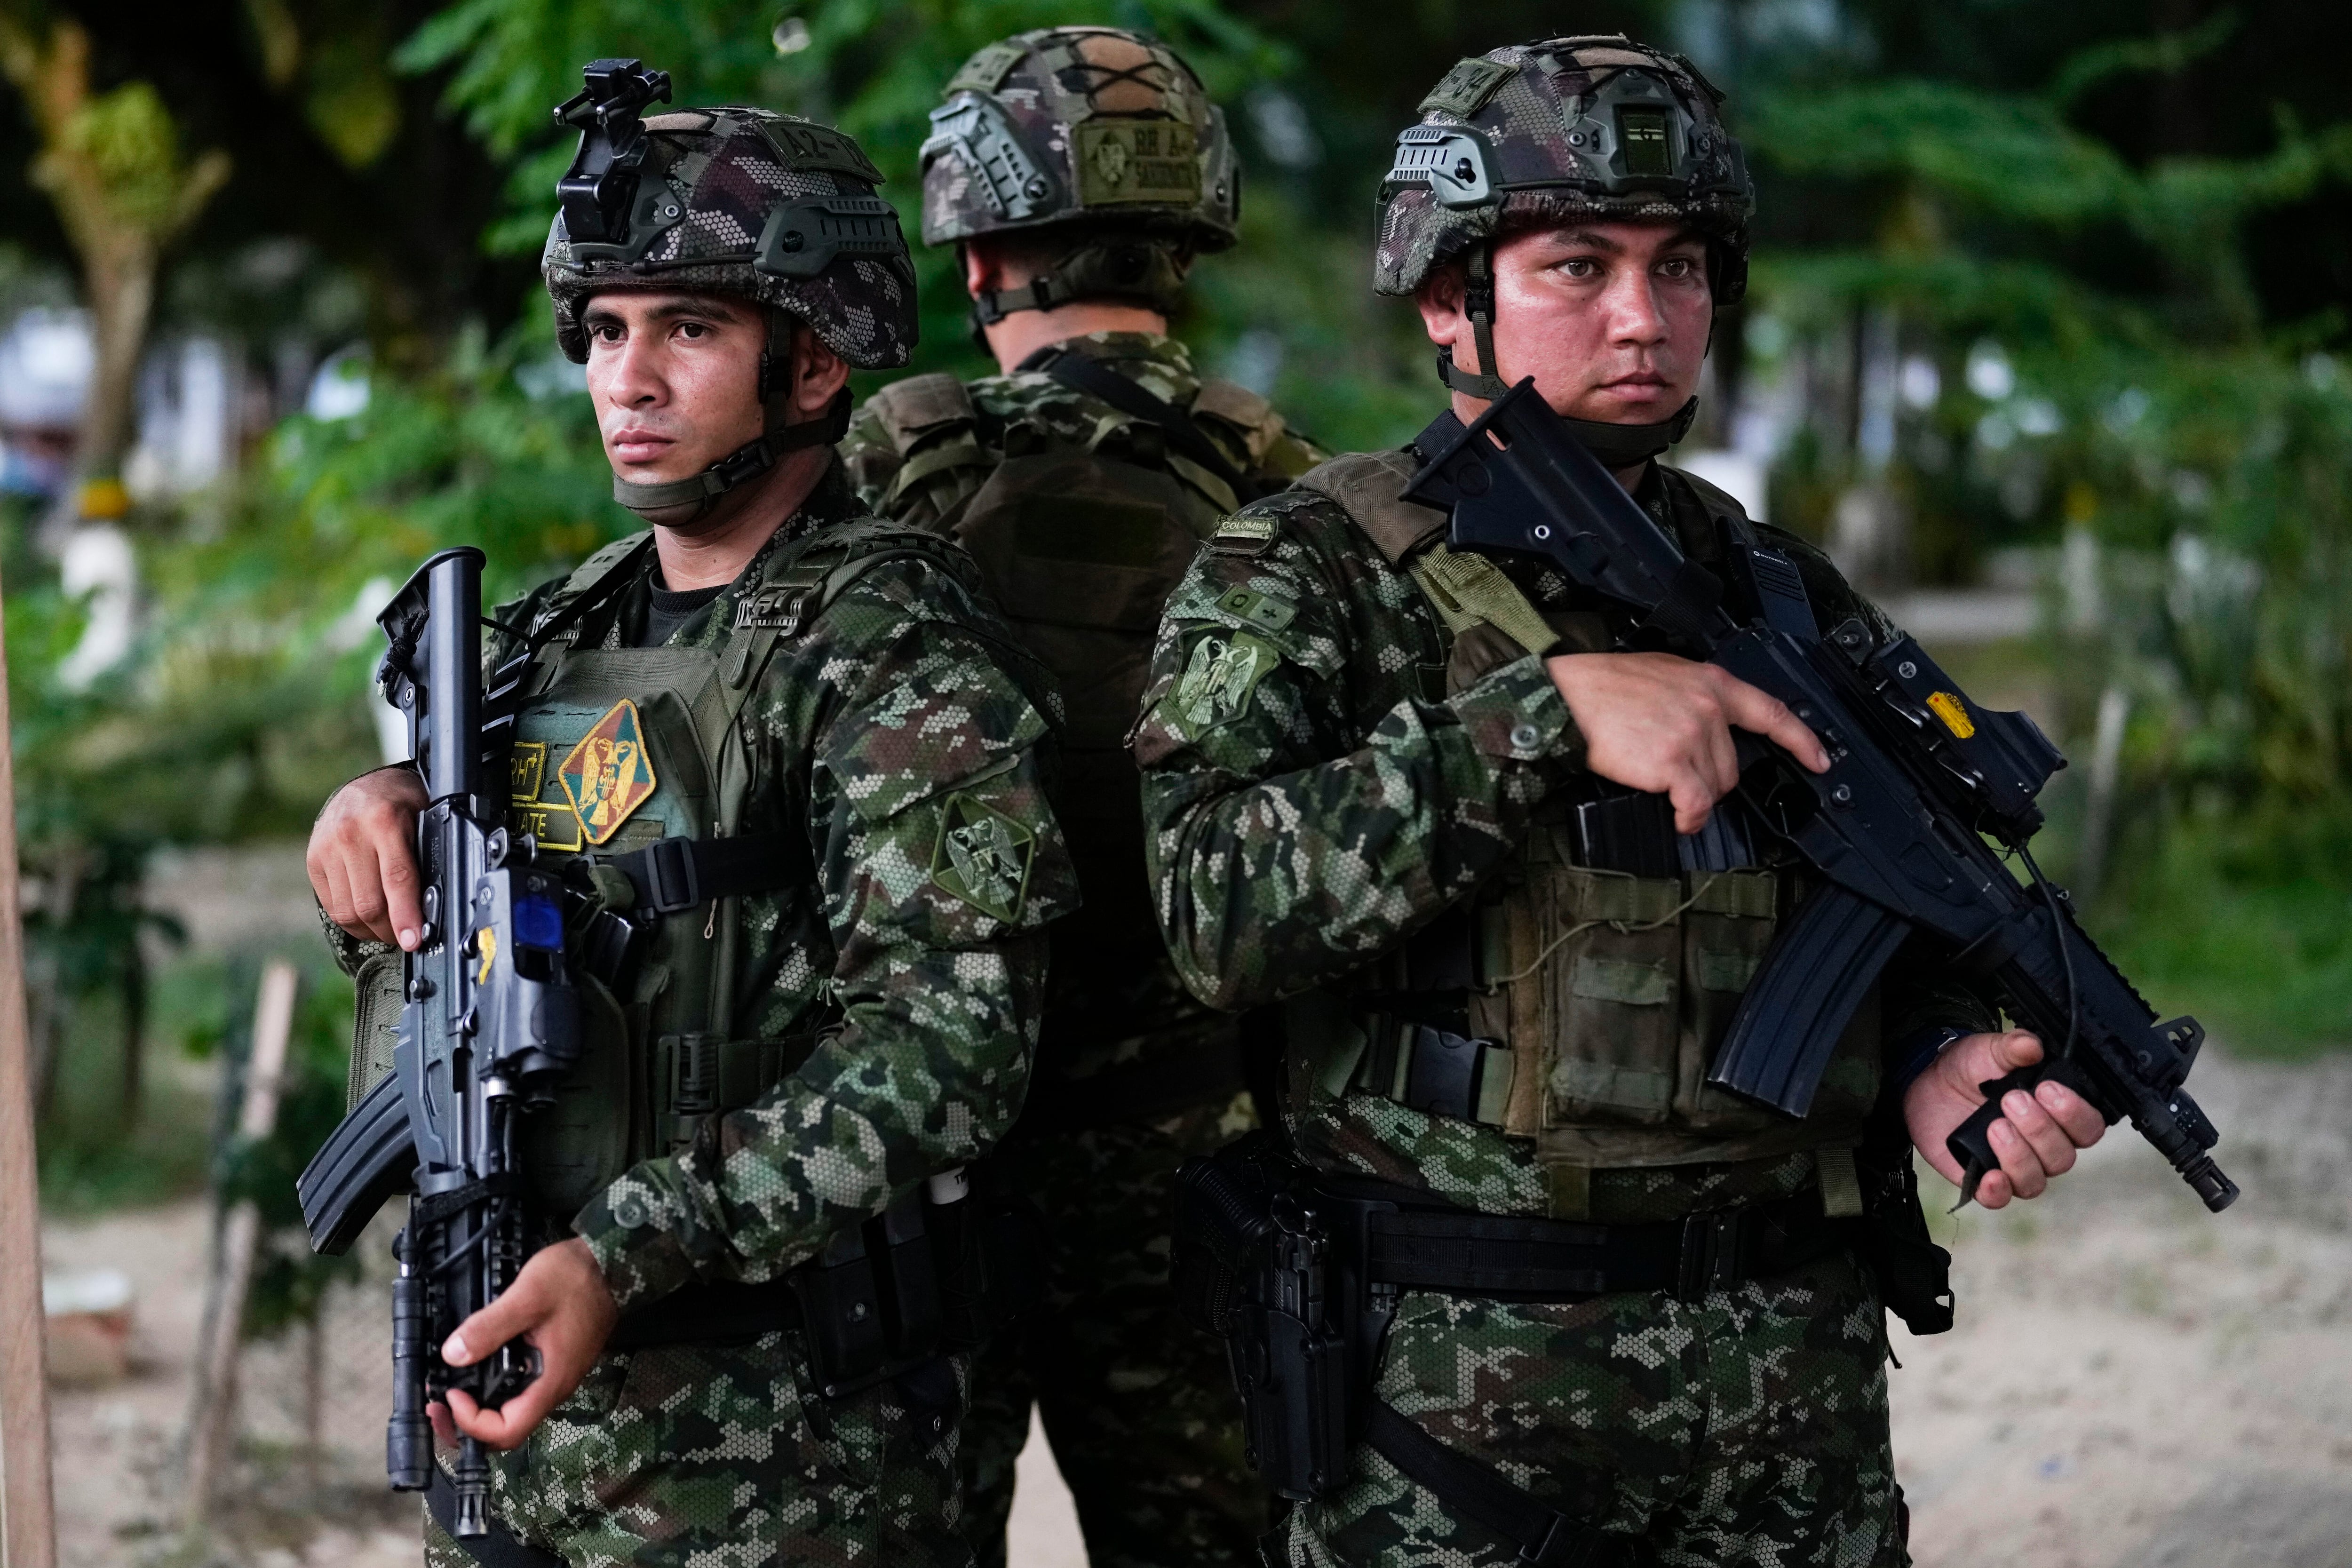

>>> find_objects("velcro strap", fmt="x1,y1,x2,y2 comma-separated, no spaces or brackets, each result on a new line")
1685,869,1780,919
1362,1400,1627,1568
605,831,811,916
1557,868,1685,926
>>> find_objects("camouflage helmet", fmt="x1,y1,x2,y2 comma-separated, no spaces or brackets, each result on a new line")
540,61,917,516
1377,37,1754,421
918,28,1240,324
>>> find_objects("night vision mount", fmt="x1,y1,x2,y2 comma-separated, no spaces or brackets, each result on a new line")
554,58,674,247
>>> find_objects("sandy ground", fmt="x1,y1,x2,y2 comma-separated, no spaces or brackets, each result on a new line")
37,1045,2352,1568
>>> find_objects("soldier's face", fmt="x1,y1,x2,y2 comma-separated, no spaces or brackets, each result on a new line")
583,292,769,484
1418,221,1712,427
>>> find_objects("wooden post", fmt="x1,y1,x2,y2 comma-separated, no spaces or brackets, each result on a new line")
181,959,298,1527
0,569,57,1568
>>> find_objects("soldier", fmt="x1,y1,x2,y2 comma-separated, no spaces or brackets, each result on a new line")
1136,37,2106,1567
839,27,1322,1568
304,68,1074,1567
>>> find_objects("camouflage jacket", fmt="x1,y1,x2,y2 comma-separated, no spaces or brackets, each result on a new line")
1132,446,1998,1216
329,462,1076,1310
841,331,1323,1091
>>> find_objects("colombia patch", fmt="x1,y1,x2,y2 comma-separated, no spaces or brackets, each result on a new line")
930,792,1035,924
559,699,658,846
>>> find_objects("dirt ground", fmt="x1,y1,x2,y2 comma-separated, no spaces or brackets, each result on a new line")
38,1044,2352,1568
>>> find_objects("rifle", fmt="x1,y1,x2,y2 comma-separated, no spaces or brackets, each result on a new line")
295,548,587,1535
1403,381,2237,1214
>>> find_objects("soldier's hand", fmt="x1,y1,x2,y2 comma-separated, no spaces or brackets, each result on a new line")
307,765,430,947
1543,652,1829,833
1903,1029,2106,1208
433,1238,621,1451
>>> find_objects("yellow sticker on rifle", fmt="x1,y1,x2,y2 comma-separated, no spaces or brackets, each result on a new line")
1927,691,1975,739
475,927,497,986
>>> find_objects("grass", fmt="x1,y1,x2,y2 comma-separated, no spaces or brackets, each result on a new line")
2095,827,2352,1059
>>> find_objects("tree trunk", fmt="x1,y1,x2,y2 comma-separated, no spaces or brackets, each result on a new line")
120,931,147,1125
77,241,158,481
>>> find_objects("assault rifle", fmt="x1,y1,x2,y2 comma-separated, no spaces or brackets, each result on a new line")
1403,382,2238,1214
295,548,587,1536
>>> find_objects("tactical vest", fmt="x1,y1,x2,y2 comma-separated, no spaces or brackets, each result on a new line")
1292,452,1881,1177
350,518,997,1217
862,365,1293,1065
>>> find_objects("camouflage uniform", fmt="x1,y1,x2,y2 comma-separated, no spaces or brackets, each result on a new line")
844,328,1320,1568
331,76,1077,1568
834,30,1317,1568
1136,38,1996,1568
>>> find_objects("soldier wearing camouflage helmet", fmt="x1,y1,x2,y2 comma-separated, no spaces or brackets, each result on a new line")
1140,36,2104,1565
840,25,1322,1568
306,60,1074,1567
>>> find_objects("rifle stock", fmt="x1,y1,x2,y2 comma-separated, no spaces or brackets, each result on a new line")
1405,380,2236,1214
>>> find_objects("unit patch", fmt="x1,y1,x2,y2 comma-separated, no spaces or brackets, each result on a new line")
508,741,584,852
930,792,1036,923
1173,628,1276,730
558,700,659,846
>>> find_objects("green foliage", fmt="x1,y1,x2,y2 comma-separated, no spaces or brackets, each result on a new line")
1745,29,2352,1042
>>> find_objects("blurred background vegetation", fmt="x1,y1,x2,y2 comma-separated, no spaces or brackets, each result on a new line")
0,0,2346,1256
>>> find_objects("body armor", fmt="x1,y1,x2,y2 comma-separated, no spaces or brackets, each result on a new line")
350,519,995,1206
857,351,1303,1102
1293,452,1879,1174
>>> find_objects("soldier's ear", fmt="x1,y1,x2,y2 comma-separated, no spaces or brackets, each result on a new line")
791,325,850,410
1414,260,1469,349
961,239,1002,301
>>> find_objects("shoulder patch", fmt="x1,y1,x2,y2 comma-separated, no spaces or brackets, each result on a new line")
1210,511,1279,557
1172,627,1279,730
930,790,1035,923
1215,586,1296,635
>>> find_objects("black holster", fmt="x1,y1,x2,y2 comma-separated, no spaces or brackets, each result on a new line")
1174,1134,1390,1501
1854,1113,1956,1336
788,1171,1045,1400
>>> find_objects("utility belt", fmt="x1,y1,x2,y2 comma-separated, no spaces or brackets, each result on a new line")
1173,1133,1880,1566
606,1169,1039,1398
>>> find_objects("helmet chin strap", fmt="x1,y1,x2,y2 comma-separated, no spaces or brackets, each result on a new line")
1433,242,1700,468
611,306,851,521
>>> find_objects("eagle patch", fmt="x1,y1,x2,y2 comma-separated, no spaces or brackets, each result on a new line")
1173,628,1276,730
558,699,659,846
930,792,1036,923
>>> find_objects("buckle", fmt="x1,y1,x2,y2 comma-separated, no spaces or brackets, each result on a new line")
1401,1024,1493,1122
1675,1209,1743,1303
645,836,700,913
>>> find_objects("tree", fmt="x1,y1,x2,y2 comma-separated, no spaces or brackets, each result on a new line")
0,7,228,512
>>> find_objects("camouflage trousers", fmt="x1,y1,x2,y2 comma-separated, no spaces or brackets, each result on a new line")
419,1330,971,1567
1277,1251,1905,1568
963,1092,1269,1568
